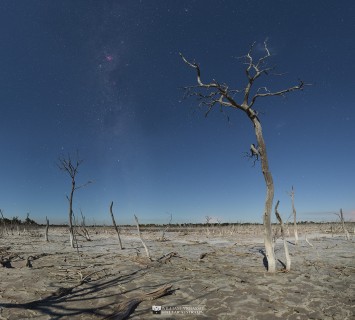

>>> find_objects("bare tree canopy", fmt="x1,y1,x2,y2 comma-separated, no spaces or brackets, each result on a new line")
57,153,92,191
180,40,306,120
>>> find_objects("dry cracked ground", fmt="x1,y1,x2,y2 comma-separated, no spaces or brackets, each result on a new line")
0,225,354,319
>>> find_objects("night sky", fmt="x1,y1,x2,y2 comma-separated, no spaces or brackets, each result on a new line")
1,1,354,225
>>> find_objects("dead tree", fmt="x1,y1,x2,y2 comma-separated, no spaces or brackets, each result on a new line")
340,209,350,240
275,200,291,271
110,201,123,249
180,41,305,272
288,186,299,245
159,212,172,241
58,153,92,248
134,214,151,260
45,216,49,242
205,215,212,235
334,208,350,240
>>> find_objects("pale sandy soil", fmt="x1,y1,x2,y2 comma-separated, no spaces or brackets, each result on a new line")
0,225,354,319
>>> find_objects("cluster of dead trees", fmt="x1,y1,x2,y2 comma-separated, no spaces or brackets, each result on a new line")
5,41,351,275
0,210,40,236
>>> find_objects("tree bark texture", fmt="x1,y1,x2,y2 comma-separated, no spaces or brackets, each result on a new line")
253,118,276,272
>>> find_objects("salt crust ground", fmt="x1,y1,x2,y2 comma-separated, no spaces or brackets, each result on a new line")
0,226,354,319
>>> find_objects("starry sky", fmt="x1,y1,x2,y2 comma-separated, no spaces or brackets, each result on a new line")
0,1,354,225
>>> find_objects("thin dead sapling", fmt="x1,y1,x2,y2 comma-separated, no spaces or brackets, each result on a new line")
288,186,299,245
134,214,151,260
57,153,92,248
110,201,123,249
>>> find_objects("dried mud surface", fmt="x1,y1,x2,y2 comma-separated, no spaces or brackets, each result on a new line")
0,226,354,319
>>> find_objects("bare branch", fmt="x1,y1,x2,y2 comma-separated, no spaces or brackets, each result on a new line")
243,143,260,167
180,53,246,117
250,80,305,108
256,39,271,69
179,53,206,87
75,180,93,190
181,43,308,121
57,154,83,180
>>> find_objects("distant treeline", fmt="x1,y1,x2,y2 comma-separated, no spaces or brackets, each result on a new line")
31,220,338,228
0,216,38,225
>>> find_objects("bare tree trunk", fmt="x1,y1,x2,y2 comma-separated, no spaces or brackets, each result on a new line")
58,153,92,249
340,208,350,240
253,119,276,273
275,200,291,271
110,202,123,249
134,214,151,260
289,186,298,245
68,181,75,248
45,216,49,242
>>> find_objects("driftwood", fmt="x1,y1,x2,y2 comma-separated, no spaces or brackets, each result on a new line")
104,284,173,320
50,269,107,298
157,251,180,264
25,253,50,268
0,257,12,268
0,253,53,269
1,253,50,269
